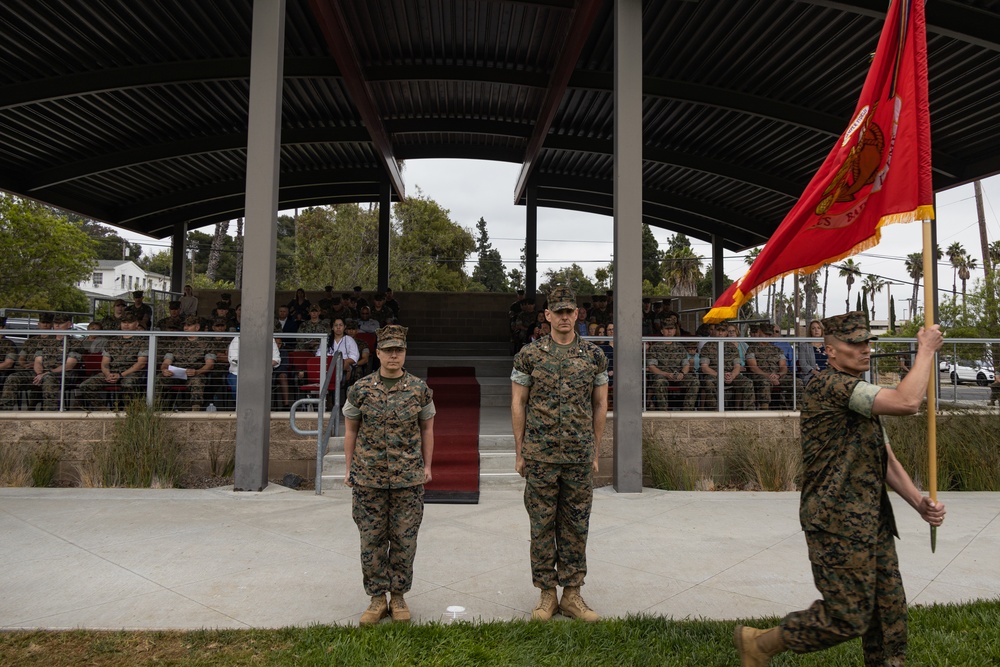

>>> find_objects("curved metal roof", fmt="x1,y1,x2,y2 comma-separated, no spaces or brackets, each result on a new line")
1,0,998,250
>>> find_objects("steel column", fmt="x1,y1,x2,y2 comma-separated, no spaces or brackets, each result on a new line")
378,181,390,293
169,222,187,292
526,184,538,300
612,0,643,493
712,234,725,300
234,0,285,492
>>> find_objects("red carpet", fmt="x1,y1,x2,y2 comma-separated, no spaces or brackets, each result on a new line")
425,367,480,504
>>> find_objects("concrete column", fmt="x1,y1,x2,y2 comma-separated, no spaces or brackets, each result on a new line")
170,223,187,292
526,184,538,300
378,181,391,293
612,0,643,494
234,0,285,492
712,235,725,300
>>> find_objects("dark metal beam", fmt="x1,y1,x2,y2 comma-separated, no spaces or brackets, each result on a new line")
308,0,405,199
513,0,603,204
25,127,373,192
364,64,549,88
394,145,525,163
0,57,340,112
387,118,534,139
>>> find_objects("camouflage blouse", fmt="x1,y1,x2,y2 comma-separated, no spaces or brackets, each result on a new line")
799,368,897,543
343,371,436,489
511,334,609,464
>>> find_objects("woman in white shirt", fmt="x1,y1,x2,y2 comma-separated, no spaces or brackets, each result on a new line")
321,316,360,382
227,334,281,398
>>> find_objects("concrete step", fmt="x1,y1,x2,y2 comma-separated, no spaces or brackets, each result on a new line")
405,356,513,379
479,377,512,407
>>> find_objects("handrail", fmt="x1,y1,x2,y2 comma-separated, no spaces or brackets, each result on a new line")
287,351,344,495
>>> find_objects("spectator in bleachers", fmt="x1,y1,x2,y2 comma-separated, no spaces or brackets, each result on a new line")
370,293,393,326
179,284,198,317
357,305,380,334
646,319,698,410
76,313,149,410
700,323,754,410
288,288,311,322
323,316,360,383
276,305,299,334
207,317,233,409
4,315,82,411
745,323,792,410
694,322,714,352
384,287,400,318
229,304,242,332
318,286,336,319
83,322,107,354
14,314,53,371
327,296,349,322
590,293,612,326
575,305,589,337
344,294,360,320
587,322,599,336
345,319,371,383
798,319,828,386
227,333,280,399
512,299,537,350
641,298,655,335
156,301,184,331
600,322,614,391
273,338,293,410
298,305,329,352
509,288,526,318
156,315,215,411
0,317,17,383
126,290,153,329
219,293,236,321
213,301,235,330
353,285,370,311
100,299,127,331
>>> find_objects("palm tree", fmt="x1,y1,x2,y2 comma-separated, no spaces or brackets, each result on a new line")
989,240,1000,268
862,274,886,320
745,247,761,314
958,254,979,317
946,242,965,302
822,264,830,318
838,259,861,311
661,244,702,297
904,252,922,320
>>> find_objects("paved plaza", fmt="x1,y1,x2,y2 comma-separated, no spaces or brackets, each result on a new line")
1,486,997,630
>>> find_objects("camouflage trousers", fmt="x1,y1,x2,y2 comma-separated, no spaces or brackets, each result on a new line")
648,374,699,410
781,526,907,666
1,370,36,408
523,459,593,589
749,373,794,409
700,373,754,410
352,484,424,596
76,374,146,410
156,375,208,409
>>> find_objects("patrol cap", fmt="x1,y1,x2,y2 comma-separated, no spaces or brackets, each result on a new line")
760,322,777,335
221,293,231,300
120,312,138,323
547,285,577,312
377,324,407,349
183,315,201,327
642,297,651,304
374,292,386,301
132,290,144,298
344,318,358,329
168,300,181,309
113,299,127,307
39,313,55,324
216,301,229,310
212,317,229,328
53,313,72,324
352,285,362,292
822,311,877,343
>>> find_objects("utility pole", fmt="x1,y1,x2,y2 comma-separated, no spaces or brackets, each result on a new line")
976,180,992,279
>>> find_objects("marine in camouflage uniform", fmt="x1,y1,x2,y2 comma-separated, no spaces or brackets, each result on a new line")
297,309,329,351
76,314,150,410
511,285,608,622
699,336,754,410
156,301,184,331
1,318,82,410
343,324,435,625
745,327,793,410
645,321,698,410
100,299,127,331
156,316,216,410
735,312,947,667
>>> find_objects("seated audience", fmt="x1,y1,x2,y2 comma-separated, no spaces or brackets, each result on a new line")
297,305,329,351
227,334,280,399
156,315,215,411
700,325,754,410
179,284,199,317
76,313,149,410
287,288,311,322
156,301,184,331
357,306,379,333
646,320,698,410
745,323,792,410
384,287,400,317
275,305,299,334
797,319,828,385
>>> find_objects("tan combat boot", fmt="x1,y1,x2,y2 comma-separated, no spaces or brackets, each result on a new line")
734,626,787,666
531,588,558,621
359,594,388,625
389,592,411,623
559,586,599,622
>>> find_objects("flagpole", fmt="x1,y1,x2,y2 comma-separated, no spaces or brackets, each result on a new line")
921,218,938,552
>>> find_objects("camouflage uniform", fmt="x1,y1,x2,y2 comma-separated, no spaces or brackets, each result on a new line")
590,306,612,327
780,368,906,665
745,342,793,409
343,371,436,597
699,340,754,409
511,334,608,589
0,336,19,385
156,339,215,409
370,305,394,325
646,340,698,410
1,337,79,409
99,314,122,331
156,315,184,331
297,319,329,351
76,336,149,409
34,336,84,410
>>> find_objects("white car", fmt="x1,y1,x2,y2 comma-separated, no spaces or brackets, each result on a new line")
947,362,995,386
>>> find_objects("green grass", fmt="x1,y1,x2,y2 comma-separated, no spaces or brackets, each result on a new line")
1,600,998,666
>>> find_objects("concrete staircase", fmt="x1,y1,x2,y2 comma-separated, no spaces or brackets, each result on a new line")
320,342,520,490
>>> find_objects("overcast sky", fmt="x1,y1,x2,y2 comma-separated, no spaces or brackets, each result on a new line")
114,159,1000,321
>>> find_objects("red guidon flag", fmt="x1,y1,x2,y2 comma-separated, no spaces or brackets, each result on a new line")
705,0,933,324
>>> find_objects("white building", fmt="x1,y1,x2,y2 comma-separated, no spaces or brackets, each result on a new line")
77,260,170,299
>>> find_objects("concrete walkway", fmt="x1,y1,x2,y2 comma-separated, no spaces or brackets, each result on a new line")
1,486,997,630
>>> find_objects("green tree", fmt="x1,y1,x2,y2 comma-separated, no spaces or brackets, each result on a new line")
539,264,595,296
641,224,663,287
696,264,733,299
862,274,885,320
0,195,96,310
838,258,861,312
661,234,702,296
957,254,978,317
142,250,173,277
186,228,239,283
946,241,965,302
274,214,298,289
392,192,475,291
471,217,507,292
508,268,524,291
904,252,923,320
77,218,143,261
593,263,613,292
293,204,380,289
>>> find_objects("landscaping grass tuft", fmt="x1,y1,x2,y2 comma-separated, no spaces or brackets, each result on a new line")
1,600,997,666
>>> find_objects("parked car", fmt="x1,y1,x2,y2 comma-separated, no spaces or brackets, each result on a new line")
947,362,995,386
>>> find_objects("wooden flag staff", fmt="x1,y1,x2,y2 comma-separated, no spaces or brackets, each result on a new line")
921,219,938,553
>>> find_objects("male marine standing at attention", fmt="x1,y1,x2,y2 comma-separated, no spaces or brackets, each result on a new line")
343,324,435,625
735,312,946,666
511,285,608,622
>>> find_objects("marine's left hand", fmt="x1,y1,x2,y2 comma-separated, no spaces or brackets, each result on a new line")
423,466,433,484
917,497,946,527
